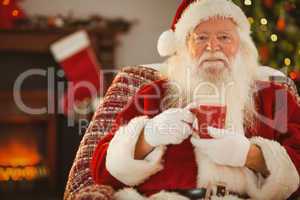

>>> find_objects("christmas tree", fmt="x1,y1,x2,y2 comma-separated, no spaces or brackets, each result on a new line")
232,0,300,85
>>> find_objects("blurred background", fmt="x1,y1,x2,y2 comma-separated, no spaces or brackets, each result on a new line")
0,0,299,199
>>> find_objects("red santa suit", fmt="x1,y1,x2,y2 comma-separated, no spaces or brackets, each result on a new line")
90,77,300,199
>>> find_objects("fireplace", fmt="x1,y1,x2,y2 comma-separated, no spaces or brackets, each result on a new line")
0,23,131,199
0,91,57,199
0,123,48,189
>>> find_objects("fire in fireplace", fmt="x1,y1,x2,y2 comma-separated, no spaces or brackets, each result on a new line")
0,117,53,194
0,135,48,182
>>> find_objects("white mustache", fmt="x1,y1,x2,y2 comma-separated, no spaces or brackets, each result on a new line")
197,52,229,67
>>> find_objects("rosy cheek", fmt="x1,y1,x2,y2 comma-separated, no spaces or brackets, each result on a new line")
225,45,239,59
194,48,206,59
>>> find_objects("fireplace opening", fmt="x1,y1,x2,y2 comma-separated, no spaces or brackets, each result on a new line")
0,123,49,193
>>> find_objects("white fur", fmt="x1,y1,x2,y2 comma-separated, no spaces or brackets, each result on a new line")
245,137,300,200
114,187,244,200
149,191,189,200
114,188,146,200
106,116,166,186
157,30,176,57
114,188,189,200
211,196,243,200
194,148,249,195
50,30,90,61
141,63,287,81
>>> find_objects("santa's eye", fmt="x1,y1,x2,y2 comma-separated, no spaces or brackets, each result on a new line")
194,35,208,43
218,35,231,42
198,36,208,40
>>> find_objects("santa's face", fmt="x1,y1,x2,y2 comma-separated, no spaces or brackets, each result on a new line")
187,18,240,78
164,17,258,132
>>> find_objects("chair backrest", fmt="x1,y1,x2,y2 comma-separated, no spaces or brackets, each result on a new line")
64,65,163,200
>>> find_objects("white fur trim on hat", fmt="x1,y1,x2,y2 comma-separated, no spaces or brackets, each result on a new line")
244,137,299,200
106,116,166,186
157,30,177,57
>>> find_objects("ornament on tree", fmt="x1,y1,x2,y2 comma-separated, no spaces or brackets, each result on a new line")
50,30,102,116
276,17,286,32
0,0,27,29
263,0,274,8
284,2,296,12
289,71,300,81
259,45,270,64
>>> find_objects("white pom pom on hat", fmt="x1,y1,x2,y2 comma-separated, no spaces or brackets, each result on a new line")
157,0,251,57
157,30,176,57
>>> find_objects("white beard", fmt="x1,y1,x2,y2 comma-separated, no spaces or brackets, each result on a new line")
161,47,259,133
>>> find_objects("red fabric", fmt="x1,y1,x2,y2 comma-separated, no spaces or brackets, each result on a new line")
91,79,300,197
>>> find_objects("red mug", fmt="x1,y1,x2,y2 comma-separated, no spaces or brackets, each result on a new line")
190,104,226,138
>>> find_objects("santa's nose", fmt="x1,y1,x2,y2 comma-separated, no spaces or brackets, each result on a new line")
206,37,221,51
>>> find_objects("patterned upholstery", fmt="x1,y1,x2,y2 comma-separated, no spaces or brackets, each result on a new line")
64,66,163,200
64,64,299,200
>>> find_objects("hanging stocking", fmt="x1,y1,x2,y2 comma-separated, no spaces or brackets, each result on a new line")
50,30,101,116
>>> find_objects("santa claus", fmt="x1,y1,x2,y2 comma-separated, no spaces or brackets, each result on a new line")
90,0,300,199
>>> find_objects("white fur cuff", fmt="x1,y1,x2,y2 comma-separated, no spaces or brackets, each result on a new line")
114,188,189,200
245,137,299,200
106,116,166,186
114,188,244,200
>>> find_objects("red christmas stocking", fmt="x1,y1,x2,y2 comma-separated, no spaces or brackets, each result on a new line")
51,30,101,116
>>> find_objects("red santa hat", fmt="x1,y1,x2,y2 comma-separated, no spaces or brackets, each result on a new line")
157,0,251,57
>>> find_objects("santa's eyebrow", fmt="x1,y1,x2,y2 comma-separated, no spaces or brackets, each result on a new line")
194,31,233,35
194,31,209,35
217,31,233,34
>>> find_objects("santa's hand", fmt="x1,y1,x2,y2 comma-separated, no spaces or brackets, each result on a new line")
144,108,195,147
190,127,250,167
